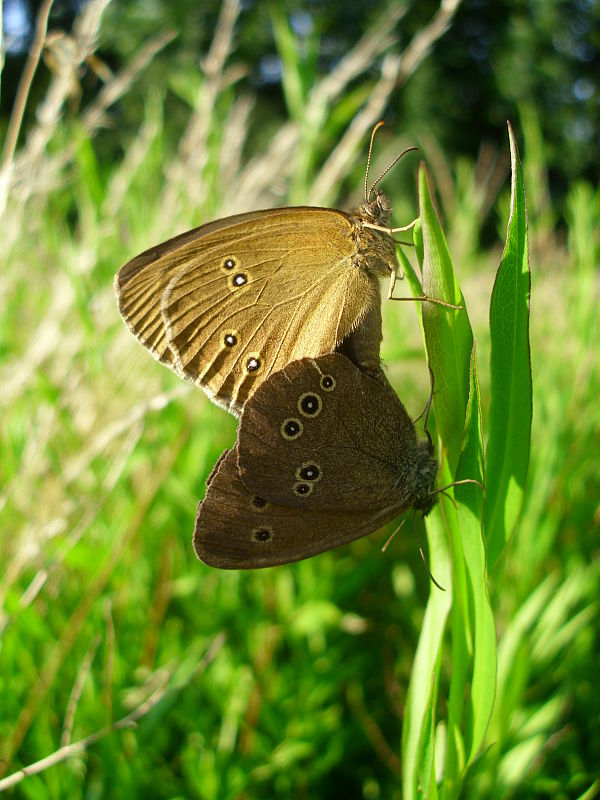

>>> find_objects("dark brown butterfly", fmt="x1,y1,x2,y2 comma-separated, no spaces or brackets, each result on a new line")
114,124,426,416
194,353,437,568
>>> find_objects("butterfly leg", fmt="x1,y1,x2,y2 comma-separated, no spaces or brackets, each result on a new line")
387,268,396,300
363,217,419,236
387,267,409,300
388,281,463,310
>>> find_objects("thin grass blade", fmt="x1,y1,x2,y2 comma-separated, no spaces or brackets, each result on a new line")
484,122,532,567
418,163,474,472
455,343,496,765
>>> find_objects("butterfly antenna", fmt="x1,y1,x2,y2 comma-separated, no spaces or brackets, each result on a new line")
365,121,385,202
413,511,445,591
369,146,419,200
381,518,407,553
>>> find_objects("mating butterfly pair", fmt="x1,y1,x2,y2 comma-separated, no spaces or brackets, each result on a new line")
115,125,439,567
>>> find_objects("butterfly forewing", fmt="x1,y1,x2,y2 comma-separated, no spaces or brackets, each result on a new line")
237,353,420,510
116,208,380,414
193,446,403,569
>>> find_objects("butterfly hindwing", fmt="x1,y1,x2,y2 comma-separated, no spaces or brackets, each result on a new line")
193,446,401,569
237,353,420,511
195,354,440,569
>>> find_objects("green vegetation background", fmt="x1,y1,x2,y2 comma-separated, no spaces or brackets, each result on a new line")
1,1,598,797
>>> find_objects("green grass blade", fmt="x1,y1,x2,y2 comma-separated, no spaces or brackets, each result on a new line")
441,344,490,799
484,123,532,567
443,592,470,796
403,167,477,798
420,698,441,800
455,343,496,765
576,779,600,800
418,164,474,471
490,574,557,745
404,173,496,798
402,520,452,800
397,238,422,301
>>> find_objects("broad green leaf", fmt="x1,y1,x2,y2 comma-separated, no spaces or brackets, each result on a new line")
484,123,532,567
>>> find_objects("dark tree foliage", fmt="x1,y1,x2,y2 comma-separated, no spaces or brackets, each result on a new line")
3,0,598,203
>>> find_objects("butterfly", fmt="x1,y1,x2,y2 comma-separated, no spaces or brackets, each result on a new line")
114,124,422,416
193,353,438,568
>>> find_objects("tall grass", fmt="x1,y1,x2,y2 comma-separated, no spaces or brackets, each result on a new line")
1,0,598,797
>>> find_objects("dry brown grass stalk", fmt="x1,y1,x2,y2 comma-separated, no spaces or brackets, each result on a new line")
161,0,242,220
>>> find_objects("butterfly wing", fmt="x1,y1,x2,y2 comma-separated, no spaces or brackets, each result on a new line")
193,446,402,568
115,208,381,415
237,353,421,511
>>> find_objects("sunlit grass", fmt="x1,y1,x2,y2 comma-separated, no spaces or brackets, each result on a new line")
1,0,599,797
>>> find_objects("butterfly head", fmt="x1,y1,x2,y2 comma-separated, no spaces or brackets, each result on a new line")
360,188,393,227
413,439,438,516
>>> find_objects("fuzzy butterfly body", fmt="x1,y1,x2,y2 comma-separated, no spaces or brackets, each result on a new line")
115,193,397,416
194,353,438,568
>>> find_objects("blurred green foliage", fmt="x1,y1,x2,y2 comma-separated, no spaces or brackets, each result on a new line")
3,0,598,207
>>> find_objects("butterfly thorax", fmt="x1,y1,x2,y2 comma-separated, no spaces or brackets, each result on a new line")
348,189,397,279
412,440,438,516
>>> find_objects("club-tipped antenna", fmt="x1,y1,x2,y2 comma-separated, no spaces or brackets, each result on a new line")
364,121,385,203
369,147,419,201
364,121,420,202
381,514,444,591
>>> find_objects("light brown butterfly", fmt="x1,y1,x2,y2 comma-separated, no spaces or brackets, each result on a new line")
114,123,433,416
194,353,438,568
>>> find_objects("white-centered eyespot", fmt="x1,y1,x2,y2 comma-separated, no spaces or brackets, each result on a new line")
220,256,238,272
296,462,322,482
281,418,303,440
319,374,336,391
297,392,322,417
293,481,313,497
228,271,251,291
244,352,262,374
